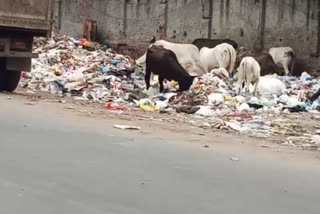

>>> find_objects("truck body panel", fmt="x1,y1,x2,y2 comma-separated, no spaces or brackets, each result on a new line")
0,0,53,34
0,0,54,92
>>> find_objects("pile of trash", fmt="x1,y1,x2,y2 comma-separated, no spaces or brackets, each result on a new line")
22,35,146,103
21,34,320,149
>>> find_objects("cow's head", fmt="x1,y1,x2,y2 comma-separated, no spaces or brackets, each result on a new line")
179,76,197,91
275,65,286,76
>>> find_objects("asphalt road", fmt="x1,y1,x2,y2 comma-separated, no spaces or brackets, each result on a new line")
1,96,320,214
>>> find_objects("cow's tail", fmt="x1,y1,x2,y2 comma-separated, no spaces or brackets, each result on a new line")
230,48,236,75
242,59,247,80
222,48,230,69
226,47,236,75
239,60,246,91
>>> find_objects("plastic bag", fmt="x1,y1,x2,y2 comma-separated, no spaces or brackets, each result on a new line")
208,93,225,107
139,104,160,111
195,106,215,117
258,76,286,96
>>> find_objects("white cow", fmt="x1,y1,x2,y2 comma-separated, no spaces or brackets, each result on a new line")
135,40,207,76
199,43,236,75
269,47,295,76
236,57,260,96
210,67,229,79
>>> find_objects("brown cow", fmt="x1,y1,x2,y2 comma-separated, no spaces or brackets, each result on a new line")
235,47,284,76
192,38,238,50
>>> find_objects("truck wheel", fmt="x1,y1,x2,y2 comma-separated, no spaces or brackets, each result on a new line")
0,58,6,91
4,70,22,92
0,65,21,92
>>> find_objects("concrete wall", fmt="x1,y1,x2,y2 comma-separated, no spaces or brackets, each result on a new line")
57,0,320,59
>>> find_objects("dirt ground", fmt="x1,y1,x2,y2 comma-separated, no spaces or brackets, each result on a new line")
2,87,320,166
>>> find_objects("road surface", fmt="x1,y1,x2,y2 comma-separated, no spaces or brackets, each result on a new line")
0,94,320,214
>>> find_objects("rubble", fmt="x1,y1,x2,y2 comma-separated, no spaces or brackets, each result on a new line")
21,34,320,150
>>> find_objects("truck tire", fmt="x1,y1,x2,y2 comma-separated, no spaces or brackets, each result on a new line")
4,70,21,92
0,59,21,92
0,58,6,91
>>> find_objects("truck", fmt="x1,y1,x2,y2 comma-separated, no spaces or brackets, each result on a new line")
0,0,54,92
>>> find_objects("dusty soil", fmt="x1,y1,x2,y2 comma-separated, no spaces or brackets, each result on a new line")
2,87,320,166
16,87,320,147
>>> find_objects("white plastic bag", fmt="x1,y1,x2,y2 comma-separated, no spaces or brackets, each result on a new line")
258,76,286,96
239,103,251,112
208,93,225,107
195,106,215,117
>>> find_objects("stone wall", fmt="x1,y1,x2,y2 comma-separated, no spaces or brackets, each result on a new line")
57,0,320,60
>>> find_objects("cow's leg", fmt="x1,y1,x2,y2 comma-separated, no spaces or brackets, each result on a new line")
253,78,259,96
144,66,152,90
282,58,290,76
220,49,231,73
229,49,236,75
237,79,243,95
159,76,165,93
245,78,251,96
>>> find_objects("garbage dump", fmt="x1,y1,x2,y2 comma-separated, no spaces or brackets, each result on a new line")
21,34,320,150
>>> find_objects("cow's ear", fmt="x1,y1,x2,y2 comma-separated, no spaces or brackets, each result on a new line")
150,37,156,44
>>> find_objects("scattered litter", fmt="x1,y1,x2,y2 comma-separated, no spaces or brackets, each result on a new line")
208,93,225,107
106,102,128,111
195,106,215,117
239,103,251,112
114,125,141,130
226,114,253,119
248,103,264,109
312,135,320,148
66,106,76,110
176,106,200,114
230,157,240,161
24,102,35,106
309,88,320,102
18,33,320,149
139,104,160,111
